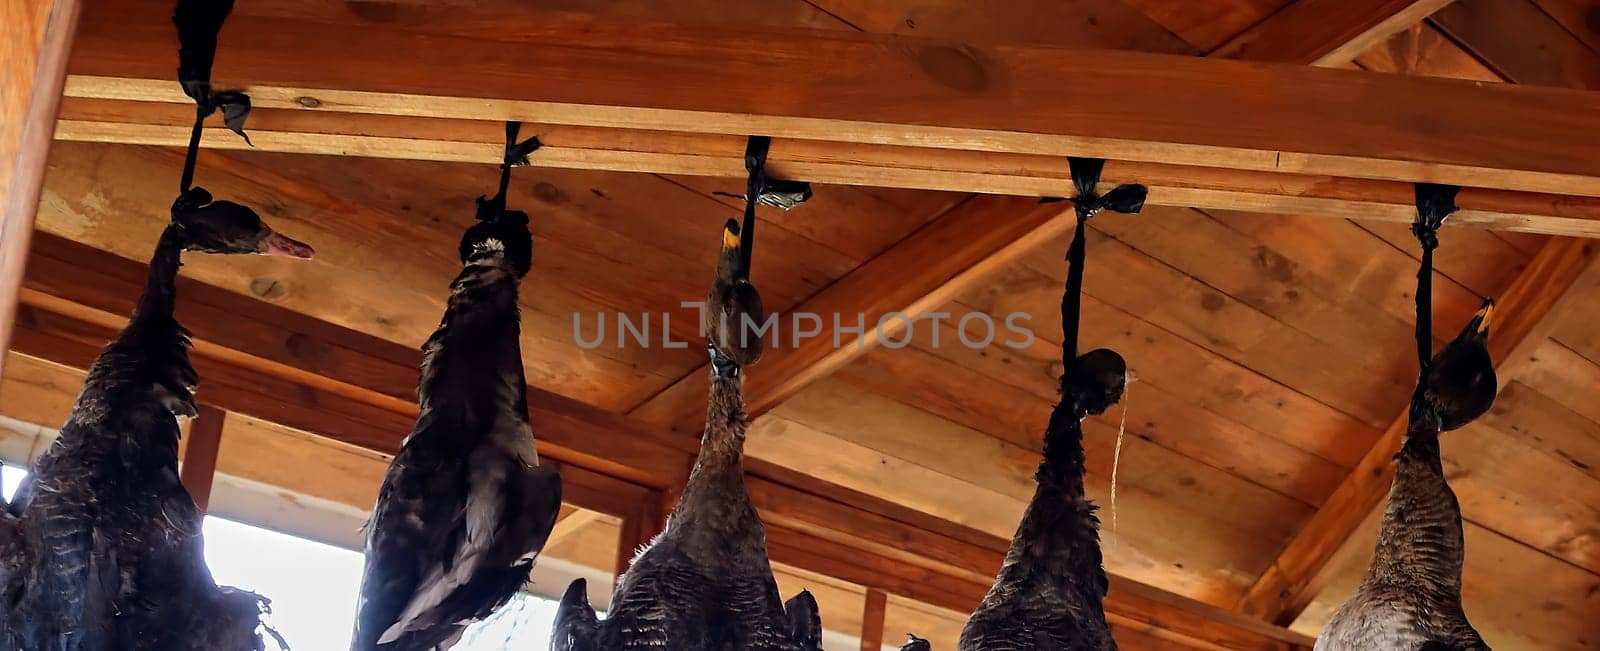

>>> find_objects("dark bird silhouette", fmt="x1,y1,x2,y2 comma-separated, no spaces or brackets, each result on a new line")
0,188,311,651
551,223,819,651
707,219,764,368
959,222,1126,649
1317,305,1494,651
900,633,932,650
351,212,561,651
1423,300,1496,432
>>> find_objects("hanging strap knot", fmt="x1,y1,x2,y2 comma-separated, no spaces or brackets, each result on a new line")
171,0,251,201
727,136,812,281
1411,183,1458,252
1409,182,1460,403
475,121,542,223
1041,157,1149,222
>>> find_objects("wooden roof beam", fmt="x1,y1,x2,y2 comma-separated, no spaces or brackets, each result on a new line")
52,98,1600,238
1236,236,1599,624
61,1,1600,201
11,232,1311,649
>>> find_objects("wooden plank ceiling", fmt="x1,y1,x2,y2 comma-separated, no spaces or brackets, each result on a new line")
5,0,1600,649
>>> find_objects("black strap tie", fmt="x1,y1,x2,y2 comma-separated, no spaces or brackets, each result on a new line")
475,121,542,223
1409,183,1460,416
727,136,812,281
171,0,252,204
1052,157,1147,360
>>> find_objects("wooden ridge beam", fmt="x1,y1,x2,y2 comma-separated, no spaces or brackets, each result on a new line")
1237,236,1599,624
62,1,1600,200
12,233,1312,649
51,98,1600,238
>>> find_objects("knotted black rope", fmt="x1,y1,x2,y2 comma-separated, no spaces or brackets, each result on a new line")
726,136,813,281
1411,183,1460,383
1049,157,1148,361
475,121,542,223
171,0,252,211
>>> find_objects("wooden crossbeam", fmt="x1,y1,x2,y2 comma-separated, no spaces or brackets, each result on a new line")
11,232,1312,650
60,1,1600,203
1236,236,1598,624
51,98,1600,237
0,0,79,379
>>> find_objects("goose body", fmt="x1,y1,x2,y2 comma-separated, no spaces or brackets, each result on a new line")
960,207,1128,651
0,195,309,651
1317,304,1495,651
552,223,818,651
352,215,561,651
957,366,1119,651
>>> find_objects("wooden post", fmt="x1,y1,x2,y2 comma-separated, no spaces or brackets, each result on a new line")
181,404,225,513
0,0,80,378
861,588,888,651
613,488,668,588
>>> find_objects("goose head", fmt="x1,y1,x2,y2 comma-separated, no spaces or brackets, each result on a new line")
1426,299,1496,431
171,187,314,258
459,210,533,277
1063,347,1128,417
898,634,931,651
708,219,765,370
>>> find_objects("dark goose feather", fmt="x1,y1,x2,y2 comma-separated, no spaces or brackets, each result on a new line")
0,198,310,651
1316,305,1496,651
553,221,819,651
352,214,561,651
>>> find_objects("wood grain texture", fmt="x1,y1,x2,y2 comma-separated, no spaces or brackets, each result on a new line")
1432,0,1600,89
860,587,887,651
1212,0,1455,65
630,197,1075,431
52,98,1600,237
0,0,79,380
1237,236,1599,623
61,1,1600,198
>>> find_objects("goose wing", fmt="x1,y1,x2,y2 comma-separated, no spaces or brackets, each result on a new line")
552,578,600,651
784,590,822,649
372,435,560,647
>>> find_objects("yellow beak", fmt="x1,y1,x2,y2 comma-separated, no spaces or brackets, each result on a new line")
1474,300,1494,334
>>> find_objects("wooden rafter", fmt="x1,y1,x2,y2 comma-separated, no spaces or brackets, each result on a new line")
58,2,1600,207
0,0,79,379
12,232,1312,650
1211,0,1455,65
1237,236,1599,624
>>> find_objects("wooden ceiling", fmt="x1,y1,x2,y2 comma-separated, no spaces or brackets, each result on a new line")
4,0,1600,649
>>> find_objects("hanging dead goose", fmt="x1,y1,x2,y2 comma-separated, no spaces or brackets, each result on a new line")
0,188,311,651
552,141,822,650
1316,185,1493,651
351,125,561,651
958,158,1144,651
